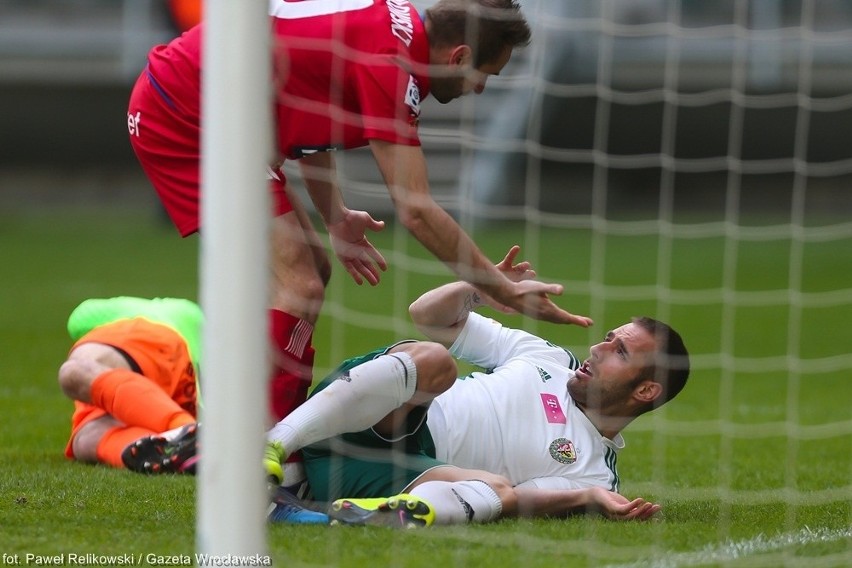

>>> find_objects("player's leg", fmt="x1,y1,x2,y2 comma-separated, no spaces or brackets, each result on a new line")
106,319,200,474
267,182,330,423
266,484,330,525
69,414,196,474
264,181,330,490
130,73,323,425
58,341,194,433
265,341,457,483
60,323,199,474
121,422,199,474
370,341,458,440
67,412,197,474
329,466,510,527
68,415,149,466
405,466,512,524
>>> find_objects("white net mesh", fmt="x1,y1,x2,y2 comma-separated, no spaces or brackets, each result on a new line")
284,0,852,564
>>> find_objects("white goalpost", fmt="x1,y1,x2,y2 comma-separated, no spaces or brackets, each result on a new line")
197,0,271,557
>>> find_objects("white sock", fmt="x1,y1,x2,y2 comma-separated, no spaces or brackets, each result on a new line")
410,480,503,525
266,352,418,453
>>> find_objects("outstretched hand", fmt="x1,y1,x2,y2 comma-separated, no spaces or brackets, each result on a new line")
327,210,388,286
585,487,662,521
495,245,536,283
488,245,593,327
509,280,593,326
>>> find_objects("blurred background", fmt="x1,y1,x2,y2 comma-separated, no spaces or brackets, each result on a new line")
1,0,851,219
0,0,179,214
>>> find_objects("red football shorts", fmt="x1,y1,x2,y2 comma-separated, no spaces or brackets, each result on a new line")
127,70,293,236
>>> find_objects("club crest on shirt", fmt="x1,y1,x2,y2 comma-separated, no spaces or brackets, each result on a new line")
404,76,421,126
549,438,577,464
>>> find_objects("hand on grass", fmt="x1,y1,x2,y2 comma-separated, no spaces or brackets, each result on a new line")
585,487,662,521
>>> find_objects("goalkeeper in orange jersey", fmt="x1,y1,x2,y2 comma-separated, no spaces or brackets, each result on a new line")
58,296,202,474
58,295,331,523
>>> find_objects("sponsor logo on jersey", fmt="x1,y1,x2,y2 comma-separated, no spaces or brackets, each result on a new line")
127,111,142,136
404,76,421,127
540,393,567,424
387,0,414,47
549,438,577,464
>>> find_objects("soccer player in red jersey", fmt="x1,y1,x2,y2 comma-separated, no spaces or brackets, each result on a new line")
126,0,592,466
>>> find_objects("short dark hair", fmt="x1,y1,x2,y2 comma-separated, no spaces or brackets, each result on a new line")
632,316,690,411
424,0,531,67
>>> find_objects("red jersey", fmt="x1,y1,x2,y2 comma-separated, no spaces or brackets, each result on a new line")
145,0,430,160
270,0,430,158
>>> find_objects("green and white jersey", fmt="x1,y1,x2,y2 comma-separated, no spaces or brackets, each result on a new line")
428,312,624,493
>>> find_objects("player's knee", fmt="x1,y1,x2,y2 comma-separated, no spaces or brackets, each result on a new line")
273,267,326,310
461,472,516,517
58,350,116,402
405,341,457,393
481,475,516,513
430,344,458,388
58,359,92,401
270,246,329,303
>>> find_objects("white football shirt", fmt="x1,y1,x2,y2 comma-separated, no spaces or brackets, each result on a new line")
427,313,624,492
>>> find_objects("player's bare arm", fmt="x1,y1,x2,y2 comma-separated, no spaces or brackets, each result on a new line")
370,140,590,325
511,485,661,521
299,152,387,286
408,465,658,523
411,245,593,345
410,245,535,345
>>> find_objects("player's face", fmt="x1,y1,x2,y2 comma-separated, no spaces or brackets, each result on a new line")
569,323,658,411
430,46,513,104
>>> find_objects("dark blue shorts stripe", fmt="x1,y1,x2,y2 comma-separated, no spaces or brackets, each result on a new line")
146,66,177,110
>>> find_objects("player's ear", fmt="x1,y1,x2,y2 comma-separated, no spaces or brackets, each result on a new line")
634,381,662,404
448,45,472,67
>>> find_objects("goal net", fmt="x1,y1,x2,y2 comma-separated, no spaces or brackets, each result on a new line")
290,0,852,564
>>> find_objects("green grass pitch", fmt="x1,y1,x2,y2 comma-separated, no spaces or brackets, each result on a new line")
0,210,849,566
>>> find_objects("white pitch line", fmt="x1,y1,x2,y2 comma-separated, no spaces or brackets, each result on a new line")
603,526,852,568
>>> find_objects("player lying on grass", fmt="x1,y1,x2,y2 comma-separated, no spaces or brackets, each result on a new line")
264,246,690,526
57,295,329,524
58,297,202,474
